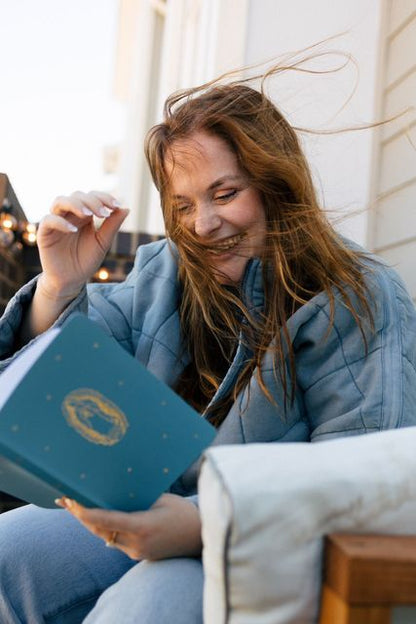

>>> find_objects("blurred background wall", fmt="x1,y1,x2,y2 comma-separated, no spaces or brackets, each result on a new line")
114,0,416,299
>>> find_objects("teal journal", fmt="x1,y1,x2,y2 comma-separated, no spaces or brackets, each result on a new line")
0,315,216,511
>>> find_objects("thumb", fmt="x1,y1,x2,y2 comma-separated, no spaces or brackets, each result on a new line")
96,208,130,252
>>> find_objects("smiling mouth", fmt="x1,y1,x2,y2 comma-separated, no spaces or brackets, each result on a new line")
207,233,247,255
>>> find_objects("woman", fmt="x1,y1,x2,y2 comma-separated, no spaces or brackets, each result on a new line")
0,75,415,623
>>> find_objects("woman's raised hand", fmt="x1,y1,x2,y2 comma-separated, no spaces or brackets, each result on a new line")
18,191,129,342
36,191,129,301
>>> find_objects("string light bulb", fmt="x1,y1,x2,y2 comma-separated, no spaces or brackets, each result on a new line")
0,213,17,230
97,268,109,281
21,223,38,246
0,199,18,231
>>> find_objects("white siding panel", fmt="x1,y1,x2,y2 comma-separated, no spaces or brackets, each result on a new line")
386,15,416,86
378,127,416,194
374,181,416,248
379,239,416,297
388,0,416,34
369,1,416,292
382,69,416,142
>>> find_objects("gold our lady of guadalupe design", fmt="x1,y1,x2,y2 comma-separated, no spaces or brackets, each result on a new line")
62,388,129,446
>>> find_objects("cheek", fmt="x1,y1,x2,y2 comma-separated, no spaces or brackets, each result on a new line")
180,214,194,230
242,191,265,224
165,209,190,236
247,207,266,233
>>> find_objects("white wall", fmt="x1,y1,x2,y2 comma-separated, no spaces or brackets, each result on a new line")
369,0,416,299
116,0,383,243
0,0,123,223
245,0,383,246
118,0,249,234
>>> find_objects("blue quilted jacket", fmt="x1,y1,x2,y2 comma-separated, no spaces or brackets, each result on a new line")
1,238,416,496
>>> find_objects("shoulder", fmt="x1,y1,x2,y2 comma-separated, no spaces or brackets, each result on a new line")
88,238,179,298
286,239,416,402
344,240,415,338
289,238,415,343
290,241,416,436
131,238,179,282
86,238,181,344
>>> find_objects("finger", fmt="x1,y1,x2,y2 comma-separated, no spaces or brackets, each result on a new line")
55,498,119,539
51,192,113,221
100,529,140,560
71,191,124,218
70,191,115,219
95,208,129,252
80,523,131,557
88,191,122,210
57,499,146,560
50,195,97,220
58,497,139,533
55,499,138,555
38,214,78,236
102,532,139,560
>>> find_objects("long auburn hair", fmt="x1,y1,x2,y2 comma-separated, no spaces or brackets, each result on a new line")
144,66,374,426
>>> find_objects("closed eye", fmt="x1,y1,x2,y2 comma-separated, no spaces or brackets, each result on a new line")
215,190,237,203
174,203,193,213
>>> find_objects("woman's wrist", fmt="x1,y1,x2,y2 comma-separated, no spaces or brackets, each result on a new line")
36,274,85,305
18,276,85,343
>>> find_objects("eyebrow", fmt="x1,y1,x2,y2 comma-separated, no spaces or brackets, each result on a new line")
172,175,245,200
208,175,244,190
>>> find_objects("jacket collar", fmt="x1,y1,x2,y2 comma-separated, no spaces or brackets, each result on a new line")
241,257,265,316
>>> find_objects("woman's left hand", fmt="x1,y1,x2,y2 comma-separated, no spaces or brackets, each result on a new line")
55,493,202,561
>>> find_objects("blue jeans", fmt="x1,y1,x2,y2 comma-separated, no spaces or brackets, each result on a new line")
0,505,203,623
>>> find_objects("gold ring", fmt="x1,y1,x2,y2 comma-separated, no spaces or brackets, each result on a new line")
105,531,118,548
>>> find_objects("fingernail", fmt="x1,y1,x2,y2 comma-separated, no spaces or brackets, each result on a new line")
81,207,94,216
98,207,113,218
54,497,64,507
112,200,122,209
67,223,78,232
62,496,74,509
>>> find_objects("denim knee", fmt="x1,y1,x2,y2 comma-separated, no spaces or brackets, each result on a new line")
85,557,204,624
0,504,134,624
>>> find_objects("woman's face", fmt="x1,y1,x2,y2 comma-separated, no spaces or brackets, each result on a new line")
167,131,266,284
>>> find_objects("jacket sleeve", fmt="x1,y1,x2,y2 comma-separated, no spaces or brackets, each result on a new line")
0,276,88,373
0,256,143,373
292,263,416,441
0,239,179,376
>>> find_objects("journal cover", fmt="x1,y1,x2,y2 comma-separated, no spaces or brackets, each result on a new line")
0,315,216,511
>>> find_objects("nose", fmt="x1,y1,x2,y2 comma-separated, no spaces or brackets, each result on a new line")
193,204,222,238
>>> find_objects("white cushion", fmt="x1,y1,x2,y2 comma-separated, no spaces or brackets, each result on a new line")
198,428,416,624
